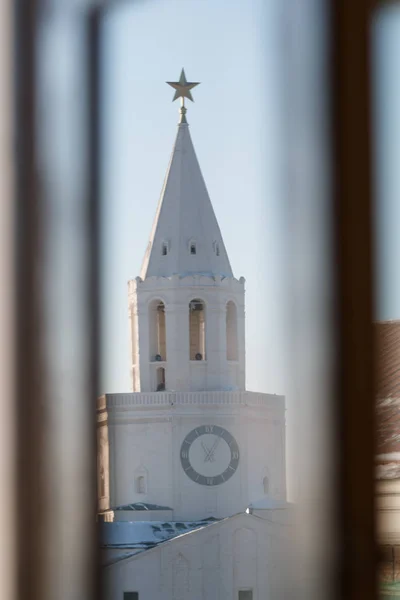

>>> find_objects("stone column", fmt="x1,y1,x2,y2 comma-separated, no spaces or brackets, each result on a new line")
165,299,190,391
206,297,227,390
136,303,151,392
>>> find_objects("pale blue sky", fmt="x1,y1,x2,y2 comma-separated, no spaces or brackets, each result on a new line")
374,5,400,317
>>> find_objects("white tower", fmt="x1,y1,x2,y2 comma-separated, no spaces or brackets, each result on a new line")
98,71,286,521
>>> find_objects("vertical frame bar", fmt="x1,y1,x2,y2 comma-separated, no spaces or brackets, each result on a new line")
14,1,100,599
14,1,46,598
88,8,102,599
0,0,16,598
331,0,378,598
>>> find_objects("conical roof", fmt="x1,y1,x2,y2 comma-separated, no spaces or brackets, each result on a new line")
140,118,233,279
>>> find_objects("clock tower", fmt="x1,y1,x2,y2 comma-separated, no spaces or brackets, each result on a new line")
97,71,286,521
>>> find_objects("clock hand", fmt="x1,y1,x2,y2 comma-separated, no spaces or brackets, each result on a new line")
201,440,212,462
207,436,221,462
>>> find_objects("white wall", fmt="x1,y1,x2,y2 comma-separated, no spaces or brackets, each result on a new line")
101,513,291,600
100,391,285,520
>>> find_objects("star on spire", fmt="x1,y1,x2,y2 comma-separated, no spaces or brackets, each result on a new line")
166,69,200,104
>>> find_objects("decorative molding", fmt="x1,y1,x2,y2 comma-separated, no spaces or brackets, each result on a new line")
100,391,284,411
107,416,174,425
129,273,245,290
106,412,280,427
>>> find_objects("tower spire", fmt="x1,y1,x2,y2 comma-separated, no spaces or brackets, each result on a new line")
140,71,232,280
166,68,200,124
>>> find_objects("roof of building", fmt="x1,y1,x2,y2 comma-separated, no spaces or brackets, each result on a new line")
140,115,233,280
101,512,286,570
112,502,172,512
99,517,219,551
376,320,400,401
376,321,400,479
376,455,400,480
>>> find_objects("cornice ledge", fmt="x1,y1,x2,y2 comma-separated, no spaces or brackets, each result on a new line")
130,274,245,287
102,390,284,410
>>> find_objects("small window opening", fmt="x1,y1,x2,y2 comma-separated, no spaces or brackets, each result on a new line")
124,593,139,600
213,241,220,256
137,475,146,494
190,243,196,255
238,591,253,600
263,476,269,495
189,299,205,360
162,243,168,256
156,367,166,391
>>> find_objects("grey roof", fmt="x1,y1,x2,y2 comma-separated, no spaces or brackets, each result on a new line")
376,460,400,480
112,502,172,512
99,518,219,551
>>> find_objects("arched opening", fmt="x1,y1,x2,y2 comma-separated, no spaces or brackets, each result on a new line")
149,299,167,361
156,367,165,391
226,301,238,361
189,299,206,360
263,476,269,495
137,475,146,494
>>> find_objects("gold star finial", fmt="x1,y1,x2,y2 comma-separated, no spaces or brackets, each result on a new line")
166,69,200,124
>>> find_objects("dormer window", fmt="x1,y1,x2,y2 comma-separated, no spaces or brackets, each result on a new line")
161,241,169,256
190,243,196,255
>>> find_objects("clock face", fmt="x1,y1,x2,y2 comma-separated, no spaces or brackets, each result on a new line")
180,425,240,486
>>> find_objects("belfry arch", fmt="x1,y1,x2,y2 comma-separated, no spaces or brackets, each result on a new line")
156,366,166,391
148,299,167,361
189,299,206,360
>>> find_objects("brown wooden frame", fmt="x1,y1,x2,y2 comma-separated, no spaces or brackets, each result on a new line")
332,0,378,598
14,1,101,599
